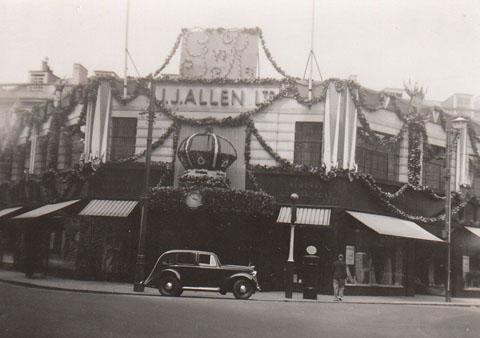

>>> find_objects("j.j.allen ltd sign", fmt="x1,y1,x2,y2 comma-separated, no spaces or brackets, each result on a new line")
154,83,280,112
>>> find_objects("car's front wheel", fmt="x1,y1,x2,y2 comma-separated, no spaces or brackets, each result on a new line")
232,279,254,300
158,275,182,297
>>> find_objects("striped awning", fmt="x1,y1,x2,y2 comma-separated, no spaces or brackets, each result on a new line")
13,200,81,219
0,207,23,219
465,226,480,239
277,207,331,226
78,200,138,217
346,210,443,242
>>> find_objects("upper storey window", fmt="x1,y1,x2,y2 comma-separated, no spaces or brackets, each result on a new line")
110,118,137,161
422,145,445,192
355,133,399,182
294,122,323,167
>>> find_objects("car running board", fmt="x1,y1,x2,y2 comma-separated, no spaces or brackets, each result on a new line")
182,287,221,292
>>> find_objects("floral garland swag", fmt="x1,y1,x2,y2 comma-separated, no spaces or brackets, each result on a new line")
105,74,474,224
2,28,473,221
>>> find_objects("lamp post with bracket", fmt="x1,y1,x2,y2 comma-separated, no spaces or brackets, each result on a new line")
444,116,468,302
133,79,156,292
285,193,299,299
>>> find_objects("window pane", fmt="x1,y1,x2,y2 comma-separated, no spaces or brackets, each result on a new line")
161,253,175,265
355,133,399,182
294,122,322,167
422,146,445,192
177,252,196,265
110,118,137,161
199,254,210,265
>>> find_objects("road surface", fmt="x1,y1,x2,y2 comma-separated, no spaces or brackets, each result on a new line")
1,282,479,338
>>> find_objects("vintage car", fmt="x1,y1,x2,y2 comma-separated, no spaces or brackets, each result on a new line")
143,250,259,299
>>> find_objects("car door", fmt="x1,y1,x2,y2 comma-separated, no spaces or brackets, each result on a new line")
196,253,223,288
175,252,197,286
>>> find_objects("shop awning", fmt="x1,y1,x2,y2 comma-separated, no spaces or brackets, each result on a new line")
465,226,480,238
0,207,23,219
13,200,81,219
277,207,331,226
78,200,138,217
346,211,443,242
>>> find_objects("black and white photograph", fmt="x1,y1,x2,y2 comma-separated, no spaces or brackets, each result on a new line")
1,0,480,337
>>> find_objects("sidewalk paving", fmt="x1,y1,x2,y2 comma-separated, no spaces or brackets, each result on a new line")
1,269,480,307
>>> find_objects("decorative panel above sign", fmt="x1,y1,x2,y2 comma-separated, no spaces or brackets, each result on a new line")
179,28,259,79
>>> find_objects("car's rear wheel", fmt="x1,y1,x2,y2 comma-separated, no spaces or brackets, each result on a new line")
158,275,182,297
232,279,254,300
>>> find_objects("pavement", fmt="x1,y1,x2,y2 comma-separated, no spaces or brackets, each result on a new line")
1,268,480,307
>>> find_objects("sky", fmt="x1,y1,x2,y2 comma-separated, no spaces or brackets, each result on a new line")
0,0,479,101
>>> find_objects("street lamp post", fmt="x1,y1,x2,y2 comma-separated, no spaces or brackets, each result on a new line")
285,193,299,299
133,79,156,292
444,116,468,302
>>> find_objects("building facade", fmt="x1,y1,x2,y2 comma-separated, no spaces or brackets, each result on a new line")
1,28,480,296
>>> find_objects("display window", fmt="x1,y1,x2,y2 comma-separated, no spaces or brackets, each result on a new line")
341,227,406,287
463,252,480,289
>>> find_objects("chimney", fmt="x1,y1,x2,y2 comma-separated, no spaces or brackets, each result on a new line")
42,58,50,71
72,63,88,85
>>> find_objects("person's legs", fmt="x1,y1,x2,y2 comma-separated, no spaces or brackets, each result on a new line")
333,279,339,300
338,279,345,300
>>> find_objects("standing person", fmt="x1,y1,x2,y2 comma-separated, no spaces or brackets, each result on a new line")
332,254,347,301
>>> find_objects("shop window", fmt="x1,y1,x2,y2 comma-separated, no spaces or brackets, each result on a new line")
343,238,405,287
464,253,480,289
422,145,445,192
355,134,399,182
294,122,322,167
110,117,137,161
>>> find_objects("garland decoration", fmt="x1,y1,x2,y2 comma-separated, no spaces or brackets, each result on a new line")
246,169,262,192
407,119,423,186
110,77,150,105
171,120,180,165
250,165,465,223
154,75,283,85
146,27,296,80
257,28,294,79
178,171,230,189
113,122,179,163
148,186,277,219
150,30,186,79
348,82,406,147
156,86,288,127
249,121,291,168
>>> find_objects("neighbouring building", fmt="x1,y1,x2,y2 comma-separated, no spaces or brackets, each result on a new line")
1,28,480,297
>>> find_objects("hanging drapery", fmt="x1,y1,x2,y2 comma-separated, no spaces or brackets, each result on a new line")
87,81,112,162
322,83,358,171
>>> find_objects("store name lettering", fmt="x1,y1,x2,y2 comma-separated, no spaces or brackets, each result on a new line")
156,87,277,107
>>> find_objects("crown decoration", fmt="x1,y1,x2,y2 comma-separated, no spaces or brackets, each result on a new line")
177,129,237,171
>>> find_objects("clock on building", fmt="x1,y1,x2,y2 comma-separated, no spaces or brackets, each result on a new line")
185,191,203,209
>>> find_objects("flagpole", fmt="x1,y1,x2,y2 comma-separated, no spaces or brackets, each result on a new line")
123,0,130,99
